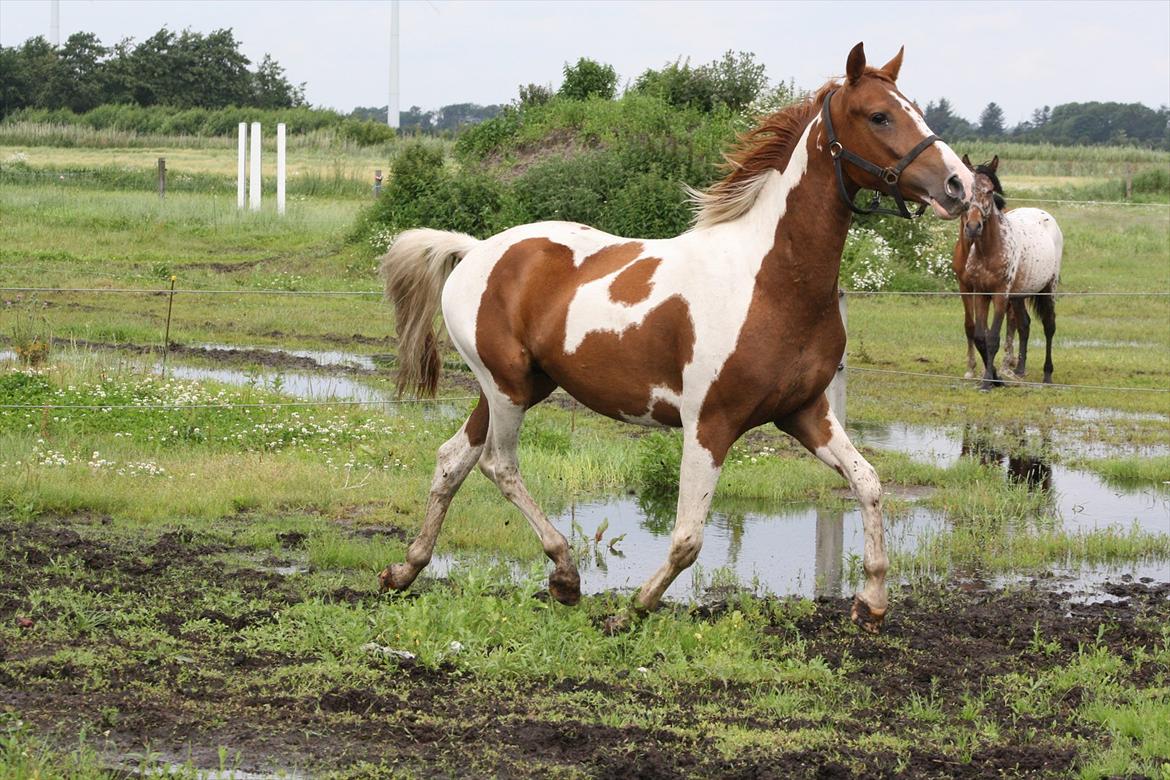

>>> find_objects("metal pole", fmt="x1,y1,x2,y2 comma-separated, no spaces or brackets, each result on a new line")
249,122,262,212
388,0,400,129
276,123,286,215
156,158,166,199
162,276,176,371
827,289,847,426
237,123,247,209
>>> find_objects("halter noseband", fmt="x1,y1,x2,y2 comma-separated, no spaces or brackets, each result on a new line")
820,89,940,219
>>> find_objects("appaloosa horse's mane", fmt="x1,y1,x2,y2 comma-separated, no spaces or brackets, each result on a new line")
973,162,1006,210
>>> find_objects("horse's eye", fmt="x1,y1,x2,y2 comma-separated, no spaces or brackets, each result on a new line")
869,112,889,126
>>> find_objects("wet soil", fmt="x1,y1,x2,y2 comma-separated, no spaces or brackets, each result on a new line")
1,513,1167,778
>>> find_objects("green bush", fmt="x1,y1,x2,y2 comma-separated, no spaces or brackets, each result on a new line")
635,432,683,500
558,58,618,101
353,141,515,245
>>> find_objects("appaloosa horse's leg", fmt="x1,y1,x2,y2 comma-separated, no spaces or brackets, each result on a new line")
974,293,1009,390
380,396,489,592
779,396,888,633
634,430,727,612
961,287,979,380
478,391,581,605
1034,288,1057,383
1001,302,1020,377
1008,297,1031,378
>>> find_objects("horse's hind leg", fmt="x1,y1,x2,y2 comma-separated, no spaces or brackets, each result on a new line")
1002,301,1020,376
961,289,979,379
478,385,581,605
380,395,489,592
1008,298,1031,378
779,395,887,633
1034,288,1057,383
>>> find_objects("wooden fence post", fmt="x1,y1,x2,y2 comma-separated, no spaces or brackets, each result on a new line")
827,289,847,426
157,158,166,199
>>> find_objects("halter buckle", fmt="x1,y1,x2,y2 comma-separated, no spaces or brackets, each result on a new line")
829,141,844,159
882,168,900,186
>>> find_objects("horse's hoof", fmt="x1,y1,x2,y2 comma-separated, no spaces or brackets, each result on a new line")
549,566,581,606
851,595,887,635
963,370,976,380
600,606,646,635
378,563,412,593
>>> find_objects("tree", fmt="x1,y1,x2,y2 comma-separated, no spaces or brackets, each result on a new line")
47,32,107,112
558,58,617,101
924,98,974,138
979,102,1006,137
252,54,305,109
517,82,553,108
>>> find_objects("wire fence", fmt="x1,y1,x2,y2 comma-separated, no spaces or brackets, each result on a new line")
2,285,1168,299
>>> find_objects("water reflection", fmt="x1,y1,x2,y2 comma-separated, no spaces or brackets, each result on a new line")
961,423,1055,493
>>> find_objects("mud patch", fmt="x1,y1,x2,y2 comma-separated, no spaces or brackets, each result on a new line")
1,513,1167,778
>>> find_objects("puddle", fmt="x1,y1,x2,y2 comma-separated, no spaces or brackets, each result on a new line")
156,362,462,419
1054,406,1170,424
196,343,380,371
432,420,1167,602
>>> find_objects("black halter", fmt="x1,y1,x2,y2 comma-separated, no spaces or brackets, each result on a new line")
820,89,940,219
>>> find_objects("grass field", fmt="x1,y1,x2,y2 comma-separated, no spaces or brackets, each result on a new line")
1,135,1168,778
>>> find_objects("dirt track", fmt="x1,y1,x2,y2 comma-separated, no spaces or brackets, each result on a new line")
1,513,1167,778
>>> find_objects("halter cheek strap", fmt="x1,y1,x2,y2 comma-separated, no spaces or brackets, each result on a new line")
821,89,940,219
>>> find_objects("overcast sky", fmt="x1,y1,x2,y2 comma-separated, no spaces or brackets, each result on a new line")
2,0,1168,123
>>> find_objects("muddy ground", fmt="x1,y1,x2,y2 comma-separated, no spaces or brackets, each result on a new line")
1,513,1168,778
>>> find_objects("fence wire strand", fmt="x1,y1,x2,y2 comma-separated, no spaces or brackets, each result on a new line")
847,366,1170,394
0,395,481,412
3,286,1168,299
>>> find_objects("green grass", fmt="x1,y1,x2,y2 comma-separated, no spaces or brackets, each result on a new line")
1,137,1168,778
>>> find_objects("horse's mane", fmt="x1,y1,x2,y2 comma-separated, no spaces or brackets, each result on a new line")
688,81,839,229
975,163,1006,210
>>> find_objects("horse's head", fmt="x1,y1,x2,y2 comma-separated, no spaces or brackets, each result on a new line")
825,43,973,219
960,154,1005,241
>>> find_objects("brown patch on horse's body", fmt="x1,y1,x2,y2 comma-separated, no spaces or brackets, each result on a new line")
696,158,850,462
609,258,661,305
475,238,694,423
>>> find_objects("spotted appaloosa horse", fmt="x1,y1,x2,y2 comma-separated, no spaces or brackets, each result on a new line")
378,43,973,633
953,155,1063,390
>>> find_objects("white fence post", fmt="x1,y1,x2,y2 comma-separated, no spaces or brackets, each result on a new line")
276,123,286,215
827,289,847,426
237,123,247,210
249,122,262,212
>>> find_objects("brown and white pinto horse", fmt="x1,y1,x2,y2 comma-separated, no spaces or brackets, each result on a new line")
953,155,1063,389
378,43,973,633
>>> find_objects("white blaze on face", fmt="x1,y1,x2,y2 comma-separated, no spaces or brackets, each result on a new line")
888,88,973,206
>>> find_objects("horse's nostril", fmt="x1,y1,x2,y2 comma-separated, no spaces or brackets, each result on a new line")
945,174,964,199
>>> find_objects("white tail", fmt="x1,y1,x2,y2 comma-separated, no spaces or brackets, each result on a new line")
379,228,480,396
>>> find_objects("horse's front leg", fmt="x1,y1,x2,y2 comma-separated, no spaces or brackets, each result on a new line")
979,295,1009,390
779,396,887,633
971,295,996,386
633,426,728,613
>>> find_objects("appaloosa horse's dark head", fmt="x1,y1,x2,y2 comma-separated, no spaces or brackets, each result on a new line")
960,153,1006,242
823,43,973,219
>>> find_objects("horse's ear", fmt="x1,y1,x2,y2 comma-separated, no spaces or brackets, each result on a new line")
846,42,866,84
961,153,973,169
880,47,904,81
988,155,1000,173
